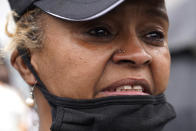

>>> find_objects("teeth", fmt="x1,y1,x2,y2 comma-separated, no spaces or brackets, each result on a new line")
123,85,133,90
116,88,122,92
132,85,143,90
114,85,143,92
132,85,143,92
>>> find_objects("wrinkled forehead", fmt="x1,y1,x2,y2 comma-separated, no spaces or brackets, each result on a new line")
125,0,166,10
128,0,167,15
140,0,165,6
94,0,168,23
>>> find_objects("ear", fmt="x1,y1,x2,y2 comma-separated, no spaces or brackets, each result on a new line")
11,49,36,85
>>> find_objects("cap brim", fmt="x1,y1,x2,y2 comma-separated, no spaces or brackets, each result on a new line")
34,0,124,21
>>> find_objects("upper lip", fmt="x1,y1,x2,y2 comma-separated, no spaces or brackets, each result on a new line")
101,78,152,94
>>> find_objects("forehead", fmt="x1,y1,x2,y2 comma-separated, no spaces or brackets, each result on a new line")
126,0,165,7
100,0,168,22
115,0,166,13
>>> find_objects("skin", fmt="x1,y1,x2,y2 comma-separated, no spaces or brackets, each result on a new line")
11,0,170,131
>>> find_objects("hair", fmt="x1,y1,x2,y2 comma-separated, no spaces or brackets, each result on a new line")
5,8,43,52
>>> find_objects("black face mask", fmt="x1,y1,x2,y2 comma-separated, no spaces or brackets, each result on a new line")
18,48,176,131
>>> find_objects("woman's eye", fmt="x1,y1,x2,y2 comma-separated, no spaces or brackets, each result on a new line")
144,31,165,45
87,27,112,38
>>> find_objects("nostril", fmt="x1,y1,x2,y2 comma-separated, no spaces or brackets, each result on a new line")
112,49,152,66
117,59,151,66
118,60,136,64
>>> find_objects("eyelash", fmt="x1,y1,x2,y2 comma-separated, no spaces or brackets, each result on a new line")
87,26,113,38
85,25,165,46
143,30,165,45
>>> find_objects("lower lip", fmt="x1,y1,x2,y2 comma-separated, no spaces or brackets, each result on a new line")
98,91,150,97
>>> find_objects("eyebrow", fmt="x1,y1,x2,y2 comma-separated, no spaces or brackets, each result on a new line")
145,8,169,23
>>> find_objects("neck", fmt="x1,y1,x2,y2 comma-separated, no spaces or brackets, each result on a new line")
34,88,52,131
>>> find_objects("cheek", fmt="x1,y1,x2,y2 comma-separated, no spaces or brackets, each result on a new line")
34,37,112,99
53,52,110,98
150,47,171,94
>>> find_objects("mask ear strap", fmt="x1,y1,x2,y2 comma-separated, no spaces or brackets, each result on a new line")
17,48,44,87
17,48,55,102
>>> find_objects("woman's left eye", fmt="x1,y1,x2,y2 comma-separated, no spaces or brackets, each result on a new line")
143,31,165,45
87,26,112,38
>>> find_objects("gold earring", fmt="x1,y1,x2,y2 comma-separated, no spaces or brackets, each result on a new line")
25,81,36,107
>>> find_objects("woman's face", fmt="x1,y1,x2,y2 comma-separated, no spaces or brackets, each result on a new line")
31,0,170,99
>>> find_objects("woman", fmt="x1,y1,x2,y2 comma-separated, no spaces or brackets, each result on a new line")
8,0,176,131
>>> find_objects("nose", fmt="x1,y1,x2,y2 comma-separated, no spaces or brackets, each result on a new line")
112,38,152,67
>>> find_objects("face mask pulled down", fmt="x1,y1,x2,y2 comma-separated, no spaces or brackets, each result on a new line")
42,88,176,131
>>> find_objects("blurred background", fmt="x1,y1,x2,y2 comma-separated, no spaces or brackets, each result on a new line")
0,0,196,131
164,0,196,130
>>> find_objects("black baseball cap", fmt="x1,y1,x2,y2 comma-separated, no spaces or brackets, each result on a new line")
8,0,125,21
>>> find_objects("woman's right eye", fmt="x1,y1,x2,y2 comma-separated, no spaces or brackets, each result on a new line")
87,26,113,38
142,30,165,46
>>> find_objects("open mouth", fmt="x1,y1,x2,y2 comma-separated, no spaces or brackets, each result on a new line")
98,78,151,97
